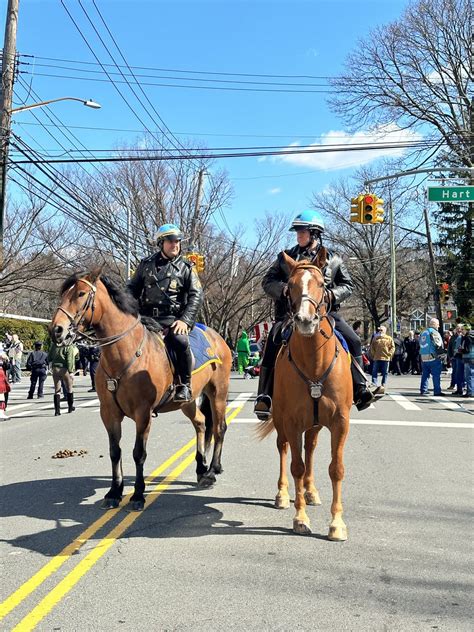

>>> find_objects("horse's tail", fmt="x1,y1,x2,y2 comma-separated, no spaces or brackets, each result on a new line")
200,393,213,452
255,417,275,440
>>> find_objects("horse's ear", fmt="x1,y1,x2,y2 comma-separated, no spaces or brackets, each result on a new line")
313,246,327,270
282,251,297,272
88,264,105,284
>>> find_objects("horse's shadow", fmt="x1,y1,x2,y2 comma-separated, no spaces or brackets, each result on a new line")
0,476,329,558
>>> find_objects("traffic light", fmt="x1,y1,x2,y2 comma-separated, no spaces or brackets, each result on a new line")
350,195,363,223
362,194,375,223
186,252,199,267
440,282,450,303
373,196,384,223
196,254,205,273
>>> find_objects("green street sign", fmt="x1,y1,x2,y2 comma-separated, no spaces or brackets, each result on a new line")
427,186,474,202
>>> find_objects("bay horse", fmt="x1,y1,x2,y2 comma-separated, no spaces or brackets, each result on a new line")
50,269,232,511
258,249,352,541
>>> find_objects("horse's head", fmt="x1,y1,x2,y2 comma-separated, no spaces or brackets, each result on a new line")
50,268,104,345
283,248,328,337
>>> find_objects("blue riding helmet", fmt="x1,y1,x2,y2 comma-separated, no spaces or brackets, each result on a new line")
155,223,184,242
289,210,325,233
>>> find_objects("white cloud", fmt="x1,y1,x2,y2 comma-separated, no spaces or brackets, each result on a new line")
268,187,281,195
276,124,423,171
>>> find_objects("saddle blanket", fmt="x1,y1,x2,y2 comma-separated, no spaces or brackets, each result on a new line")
190,324,221,374
334,329,350,354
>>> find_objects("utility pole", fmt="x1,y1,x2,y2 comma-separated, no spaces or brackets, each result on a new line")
423,196,443,333
0,0,19,253
388,186,397,336
189,168,205,251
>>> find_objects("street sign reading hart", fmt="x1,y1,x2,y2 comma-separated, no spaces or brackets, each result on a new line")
427,186,474,202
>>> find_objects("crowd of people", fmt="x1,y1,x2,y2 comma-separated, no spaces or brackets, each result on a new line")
0,334,100,420
358,320,473,398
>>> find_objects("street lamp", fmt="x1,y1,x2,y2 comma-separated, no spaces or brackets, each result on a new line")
9,97,101,114
0,96,102,249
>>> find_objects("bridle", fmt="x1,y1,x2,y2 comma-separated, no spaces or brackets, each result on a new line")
287,264,329,330
54,278,140,348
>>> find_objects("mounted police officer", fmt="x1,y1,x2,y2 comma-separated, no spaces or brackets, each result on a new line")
127,223,203,403
254,210,375,420
26,341,48,399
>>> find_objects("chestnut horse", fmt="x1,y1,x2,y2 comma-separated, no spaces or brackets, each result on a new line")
258,249,352,541
50,269,232,511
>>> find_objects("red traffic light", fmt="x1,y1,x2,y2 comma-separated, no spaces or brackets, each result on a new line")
364,195,374,204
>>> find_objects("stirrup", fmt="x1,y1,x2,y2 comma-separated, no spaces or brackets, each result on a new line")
354,388,375,412
174,384,192,402
254,395,272,420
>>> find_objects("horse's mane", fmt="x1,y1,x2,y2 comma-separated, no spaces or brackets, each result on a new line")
292,261,324,275
60,271,139,317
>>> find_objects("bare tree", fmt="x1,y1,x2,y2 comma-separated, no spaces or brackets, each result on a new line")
330,0,472,169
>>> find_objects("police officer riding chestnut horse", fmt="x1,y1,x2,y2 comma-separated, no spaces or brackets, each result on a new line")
256,211,379,540
50,224,232,511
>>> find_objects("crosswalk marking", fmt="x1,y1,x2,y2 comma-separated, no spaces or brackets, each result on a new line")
389,393,421,410
233,417,474,429
227,392,253,408
429,396,463,410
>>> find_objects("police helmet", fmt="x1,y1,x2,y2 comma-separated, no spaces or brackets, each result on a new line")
155,223,184,244
289,210,325,233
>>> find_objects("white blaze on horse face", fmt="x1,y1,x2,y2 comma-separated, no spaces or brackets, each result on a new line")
297,270,313,320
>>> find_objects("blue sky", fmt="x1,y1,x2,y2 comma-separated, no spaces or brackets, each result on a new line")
11,0,411,233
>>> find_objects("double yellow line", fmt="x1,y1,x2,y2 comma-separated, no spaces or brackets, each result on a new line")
1,402,246,631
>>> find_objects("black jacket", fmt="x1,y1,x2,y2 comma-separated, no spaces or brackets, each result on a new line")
128,252,203,328
26,350,48,373
262,244,354,322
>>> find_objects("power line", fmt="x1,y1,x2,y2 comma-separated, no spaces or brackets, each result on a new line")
20,71,336,94
11,140,446,165
18,52,335,80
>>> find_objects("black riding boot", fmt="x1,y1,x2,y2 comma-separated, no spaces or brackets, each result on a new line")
174,348,193,403
67,392,75,413
254,366,274,420
54,393,61,416
351,356,375,411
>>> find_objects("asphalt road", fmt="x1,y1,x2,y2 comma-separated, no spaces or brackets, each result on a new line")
1,372,473,631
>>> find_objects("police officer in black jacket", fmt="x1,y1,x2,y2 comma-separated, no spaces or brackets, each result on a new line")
254,210,375,419
26,341,48,399
127,223,203,402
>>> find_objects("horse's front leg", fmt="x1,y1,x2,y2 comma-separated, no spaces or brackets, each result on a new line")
206,390,228,481
275,432,290,509
289,434,311,535
328,416,349,541
304,425,322,506
102,416,124,509
129,415,153,511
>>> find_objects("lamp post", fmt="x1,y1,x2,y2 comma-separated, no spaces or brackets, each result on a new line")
0,97,101,249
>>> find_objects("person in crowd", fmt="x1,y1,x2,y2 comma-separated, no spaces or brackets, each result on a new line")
452,324,466,395
87,345,101,392
414,332,422,374
403,330,419,374
26,341,49,399
47,341,76,416
391,332,405,375
7,334,24,383
458,324,473,398
78,344,89,376
352,320,363,337
0,344,11,420
3,332,12,351
236,331,251,376
128,223,203,402
369,325,395,395
419,318,446,396
447,325,462,390
254,210,375,420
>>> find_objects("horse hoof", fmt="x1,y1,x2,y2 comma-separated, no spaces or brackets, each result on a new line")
328,525,348,541
293,520,312,535
274,494,290,509
304,490,322,506
197,474,216,489
127,499,145,512
101,497,121,509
